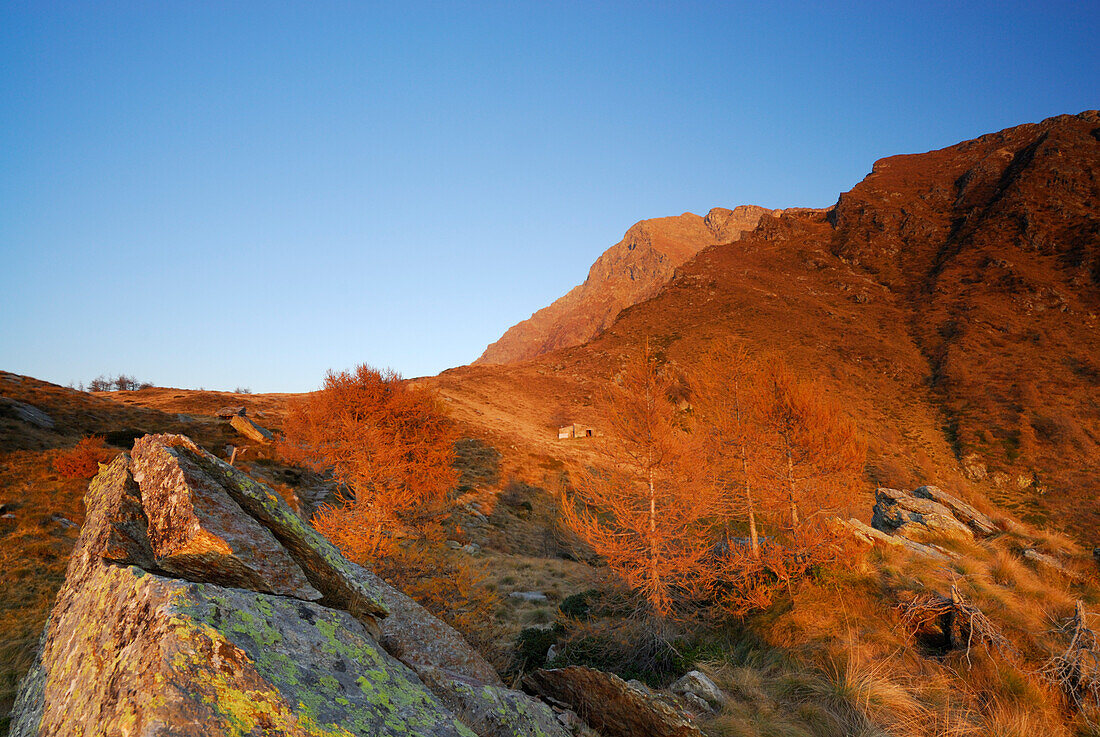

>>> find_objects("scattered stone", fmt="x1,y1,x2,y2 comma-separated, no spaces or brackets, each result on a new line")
461,542,481,555
1022,548,1083,581
446,539,463,549
835,518,955,562
679,692,712,713
963,453,988,481
418,666,570,737
214,405,246,418
463,504,489,524
0,398,54,429
131,434,321,600
525,666,703,737
911,485,997,536
510,591,549,603
873,487,973,542
671,670,726,710
49,514,77,530
230,414,273,443
555,708,601,737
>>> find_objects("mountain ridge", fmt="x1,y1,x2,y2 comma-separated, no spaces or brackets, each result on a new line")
475,205,786,365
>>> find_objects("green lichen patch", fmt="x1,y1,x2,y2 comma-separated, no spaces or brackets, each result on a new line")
174,583,474,736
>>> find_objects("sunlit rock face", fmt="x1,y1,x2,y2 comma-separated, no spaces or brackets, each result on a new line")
9,436,568,737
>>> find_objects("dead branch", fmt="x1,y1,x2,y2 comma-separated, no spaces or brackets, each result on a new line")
897,584,1017,666
1041,601,1100,721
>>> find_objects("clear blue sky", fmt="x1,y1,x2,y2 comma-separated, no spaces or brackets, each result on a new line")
2,2,1097,392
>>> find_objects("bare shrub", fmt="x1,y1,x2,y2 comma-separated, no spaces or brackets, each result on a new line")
52,436,113,479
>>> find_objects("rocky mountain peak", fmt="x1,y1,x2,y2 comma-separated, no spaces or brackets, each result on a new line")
475,206,777,365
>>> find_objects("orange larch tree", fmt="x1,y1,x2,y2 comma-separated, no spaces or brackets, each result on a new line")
690,338,767,559
560,342,721,619
277,364,459,529
758,363,866,534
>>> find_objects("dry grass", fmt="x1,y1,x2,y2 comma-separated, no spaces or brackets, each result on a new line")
0,450,85,733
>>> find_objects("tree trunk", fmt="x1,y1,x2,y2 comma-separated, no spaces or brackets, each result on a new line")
785,443,799,528
740,443,759,558
647,470,660,614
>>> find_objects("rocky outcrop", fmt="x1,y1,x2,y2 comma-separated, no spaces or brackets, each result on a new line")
670,670,725,712
476,206,778,365
524,666,703,737
872,487,977,542
216,405,246,418
833,483,999,562
130,434,322,600
911,485,997,536
230,414,274,443
1022,548,1083,581
9,434,569,736
0,397,54,429
832,517,955,562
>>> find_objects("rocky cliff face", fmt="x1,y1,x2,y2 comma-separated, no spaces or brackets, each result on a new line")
475,206,779,365
8,434,569,737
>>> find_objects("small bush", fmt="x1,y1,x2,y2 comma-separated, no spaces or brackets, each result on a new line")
553,617,694,686
52,437,113,479
509,623,564,675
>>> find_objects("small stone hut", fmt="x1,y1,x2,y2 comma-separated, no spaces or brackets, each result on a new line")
557,424,595,439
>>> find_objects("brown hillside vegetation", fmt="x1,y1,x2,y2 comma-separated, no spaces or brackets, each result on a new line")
436,110,1100,546
476,205,784,365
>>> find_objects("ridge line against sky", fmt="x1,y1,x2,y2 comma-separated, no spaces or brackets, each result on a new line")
2,2,1098,392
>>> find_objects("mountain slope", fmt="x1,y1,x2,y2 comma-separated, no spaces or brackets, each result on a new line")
475,205,779,365
438,110,1100,544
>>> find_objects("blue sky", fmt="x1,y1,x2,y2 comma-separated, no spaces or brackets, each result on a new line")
2,2,1097,392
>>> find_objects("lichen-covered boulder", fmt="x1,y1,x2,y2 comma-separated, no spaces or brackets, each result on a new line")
10,568,476,737
524,666,703,737
8,452,476,737
131,434,322,600
352,566,502,685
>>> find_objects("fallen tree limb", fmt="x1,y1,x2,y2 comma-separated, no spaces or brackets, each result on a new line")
897,584,1017,666
1041,601,1100,722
